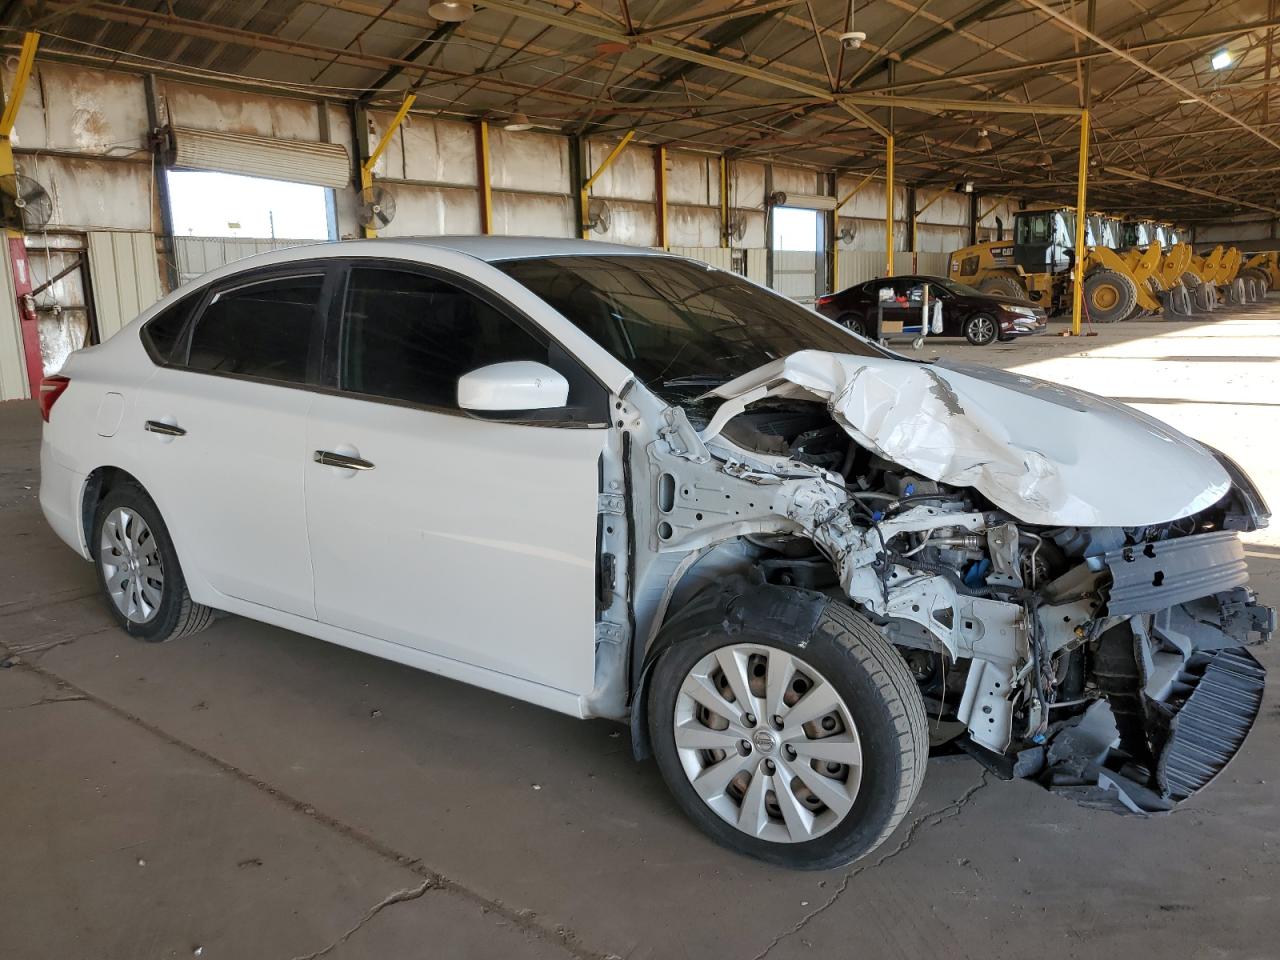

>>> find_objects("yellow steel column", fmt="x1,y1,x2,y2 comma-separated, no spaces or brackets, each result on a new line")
1071,109,1090,335
718,154,729,249
477,120,493,235
885,135,895,276
656,145,668,250
579,130,635,239
360,92,416,238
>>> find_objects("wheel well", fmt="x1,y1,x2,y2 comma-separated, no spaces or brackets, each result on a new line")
81,466,141,548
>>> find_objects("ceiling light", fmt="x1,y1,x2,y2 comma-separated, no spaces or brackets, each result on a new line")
1037,150,1053,167
428,1,474,22
1211,49,1232,70
504,111,534,132
1178,97,1198,104
975,128,992,152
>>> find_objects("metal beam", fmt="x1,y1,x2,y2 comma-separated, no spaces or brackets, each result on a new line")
0,30,37,137
580,130,635,239
867,18,1280,94
1100,163,1280,215
1019,0,1280,153
477,0,893,137
839,92,1083,117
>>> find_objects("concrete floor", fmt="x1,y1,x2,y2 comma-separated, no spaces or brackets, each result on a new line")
3,303,1279,960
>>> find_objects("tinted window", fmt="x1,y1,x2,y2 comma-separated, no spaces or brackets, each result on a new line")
498,255,884,406
141,293,199,363
340,267,549,410
186,274,323,384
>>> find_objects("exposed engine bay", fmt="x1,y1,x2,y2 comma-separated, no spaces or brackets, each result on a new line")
618,356,1275,815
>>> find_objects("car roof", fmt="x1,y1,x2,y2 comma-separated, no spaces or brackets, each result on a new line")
390,235,658,262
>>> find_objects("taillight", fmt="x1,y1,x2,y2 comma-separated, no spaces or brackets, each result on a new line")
39,375,70,422
816,295,834,306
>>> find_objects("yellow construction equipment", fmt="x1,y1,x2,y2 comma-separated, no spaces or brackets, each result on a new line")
948,206,1161,322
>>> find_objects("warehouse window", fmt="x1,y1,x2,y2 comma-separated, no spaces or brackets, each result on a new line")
166,171,335,240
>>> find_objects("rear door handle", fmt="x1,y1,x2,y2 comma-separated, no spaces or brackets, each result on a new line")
144,420,186,437
314,450,375,471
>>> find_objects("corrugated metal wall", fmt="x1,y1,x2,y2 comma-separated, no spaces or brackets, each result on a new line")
86,232,164,341
173,236,318,284
0,258,25,402
0,58,1048,399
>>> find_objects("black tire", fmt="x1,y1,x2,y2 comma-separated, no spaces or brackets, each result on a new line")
1165,282,1192,317
1083,268,1138,323
1192,280,1216,312
977,273,1028,301
1226,277,1247,305
92,480,213,643
838,312,867,338
1241,267,1270,297
963,312,998,346
648,598,928,870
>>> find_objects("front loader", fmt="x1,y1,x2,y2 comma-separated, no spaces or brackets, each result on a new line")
948,206,1164,322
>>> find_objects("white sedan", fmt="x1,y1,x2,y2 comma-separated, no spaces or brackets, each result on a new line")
40,238,1273,868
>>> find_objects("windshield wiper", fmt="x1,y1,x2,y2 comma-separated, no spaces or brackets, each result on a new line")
661,374,730,388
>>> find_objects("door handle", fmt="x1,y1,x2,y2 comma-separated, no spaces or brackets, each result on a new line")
314,450,375,471
144,420,186,437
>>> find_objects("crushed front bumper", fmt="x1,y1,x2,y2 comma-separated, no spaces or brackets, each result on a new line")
1031,530,1274,813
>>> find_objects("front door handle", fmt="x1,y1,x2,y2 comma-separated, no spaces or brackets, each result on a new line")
314,450,375,471
144,420,186,437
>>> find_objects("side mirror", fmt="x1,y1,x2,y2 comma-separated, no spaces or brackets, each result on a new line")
457,360,569,412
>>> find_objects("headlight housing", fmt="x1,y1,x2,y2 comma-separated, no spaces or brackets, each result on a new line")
1002,304,1039,318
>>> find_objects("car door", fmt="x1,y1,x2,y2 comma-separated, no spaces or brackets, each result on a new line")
134,266,336,618
303,262,610,697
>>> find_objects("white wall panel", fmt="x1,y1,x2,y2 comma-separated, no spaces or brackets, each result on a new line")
732,161,766,209
10,62,148,154
19,155,152,232
86,231,163,340
589,141,655,202
772,165,821,196
0,251,26,401
493,192,574,237
668,204,720,247
913,251,951,276
593,198,657,247
404,118,477,185
161,80,321,141
378,184,480,237
667,152,713,206
490,129,570,194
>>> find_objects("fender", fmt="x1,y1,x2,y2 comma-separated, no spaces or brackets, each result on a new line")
630,573,830,760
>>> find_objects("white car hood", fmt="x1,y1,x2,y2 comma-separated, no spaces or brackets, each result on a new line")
706,350,1230,527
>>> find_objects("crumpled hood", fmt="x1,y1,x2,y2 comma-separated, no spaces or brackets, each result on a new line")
707,350,1230,527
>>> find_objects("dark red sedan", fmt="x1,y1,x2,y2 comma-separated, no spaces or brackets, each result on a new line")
816,274,1048,346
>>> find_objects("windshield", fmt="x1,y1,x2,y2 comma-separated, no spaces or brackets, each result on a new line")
929,277,983,297
499,255,887,403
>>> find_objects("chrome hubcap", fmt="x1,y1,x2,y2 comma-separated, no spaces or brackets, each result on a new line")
99,507,164,624
673,643,862,844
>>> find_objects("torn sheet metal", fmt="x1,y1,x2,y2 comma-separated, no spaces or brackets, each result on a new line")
706,350,1230,527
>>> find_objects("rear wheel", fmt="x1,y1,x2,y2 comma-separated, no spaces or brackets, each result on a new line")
93,481,213,642
1084,268,1138,323
963,313,998,346
1165,282,1193,317
838,312,867,338
648,600,927,870
977,273,1027,301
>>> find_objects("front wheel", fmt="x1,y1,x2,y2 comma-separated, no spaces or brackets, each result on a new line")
964,313,998,346
648,601,928,869
93,480,213,642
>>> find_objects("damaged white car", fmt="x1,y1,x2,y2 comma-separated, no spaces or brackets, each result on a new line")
40,238,1274,869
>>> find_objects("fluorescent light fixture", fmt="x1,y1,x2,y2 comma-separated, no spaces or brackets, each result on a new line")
1211,49,1232,70
428,1,474,22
